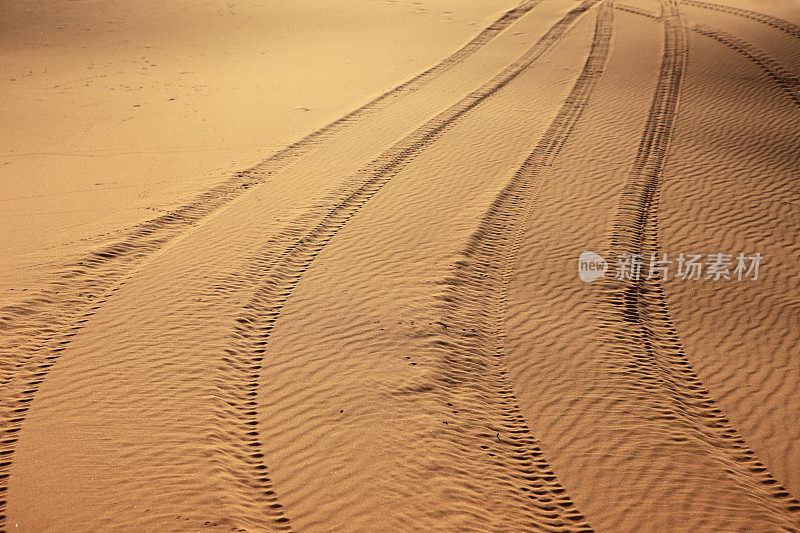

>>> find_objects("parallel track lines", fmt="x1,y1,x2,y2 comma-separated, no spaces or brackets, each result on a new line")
598,0,800,525
199,1,601,529
0,2,563,528
426,3,615,530
616,5,800,108
690,24,800,108
7,0,797,528
0,0,548,389
681,0,800,40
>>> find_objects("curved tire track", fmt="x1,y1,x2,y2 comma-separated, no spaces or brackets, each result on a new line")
690,24,800,107
598,1,800,525
197,1,601,529
680,0,800,40
0,2,556,527
617,6,800,107
615,3,659,19
0,0,546,388
424,3,615,530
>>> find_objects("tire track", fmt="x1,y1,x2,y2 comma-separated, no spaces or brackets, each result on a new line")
0,0,547,390
598,0,800,525
422,3,614,529
0,2,552,527
0,0,545,388
198,2,601,529
615,4,659,19
680,0,800,40
654,29,800,498
618,6,800,107
690,24,800,107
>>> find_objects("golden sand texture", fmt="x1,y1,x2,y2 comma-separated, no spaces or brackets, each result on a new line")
1,0,799,530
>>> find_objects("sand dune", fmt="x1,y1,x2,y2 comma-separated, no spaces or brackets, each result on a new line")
1,0,800,531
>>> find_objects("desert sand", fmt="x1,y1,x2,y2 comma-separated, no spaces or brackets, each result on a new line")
1,0,799,531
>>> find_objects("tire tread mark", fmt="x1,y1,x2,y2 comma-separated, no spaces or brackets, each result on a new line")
615,4,659,19
424,3,615,530
617,7,800,107
199,1,600,529
690,23,800,108
681,0,800,40
0,0,547,388
0,2,551,528
599,0,800,524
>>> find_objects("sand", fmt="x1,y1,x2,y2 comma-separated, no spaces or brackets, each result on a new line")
0,0,516,296
1,0,799,531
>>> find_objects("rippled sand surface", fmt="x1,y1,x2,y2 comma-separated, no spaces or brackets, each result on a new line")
1,0,799,530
